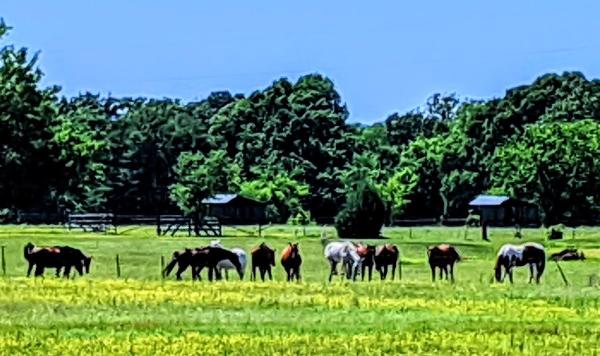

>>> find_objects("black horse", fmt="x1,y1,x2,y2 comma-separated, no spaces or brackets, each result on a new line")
163,248,203,280
24,243,92,278
191,247,244,281
250,243,276,281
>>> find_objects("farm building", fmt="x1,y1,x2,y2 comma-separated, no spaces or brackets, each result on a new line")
202,194,267,224
468,195,540,227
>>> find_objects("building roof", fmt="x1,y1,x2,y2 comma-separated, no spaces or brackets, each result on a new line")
468,195,510,207
201,193,265,205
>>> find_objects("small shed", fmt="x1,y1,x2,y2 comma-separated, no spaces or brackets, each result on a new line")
468,195,539,227
202,194,266,225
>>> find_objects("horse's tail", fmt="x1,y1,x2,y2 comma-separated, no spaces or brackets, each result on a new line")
537,250,546,279
24,243,35,261
493,255,504,282
163,251,180,277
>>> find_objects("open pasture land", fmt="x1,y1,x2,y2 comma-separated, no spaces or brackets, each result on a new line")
1,225,600,355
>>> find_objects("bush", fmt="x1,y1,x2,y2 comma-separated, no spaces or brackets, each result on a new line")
335,183,385,239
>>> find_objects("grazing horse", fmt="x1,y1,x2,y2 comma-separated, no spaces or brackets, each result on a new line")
495,242,546,284
281,242,302,281
24,243,91,278
210,240,247,280
427,244,461,282
192,246,244,281
375,244,399,280
355,243,376,281
250,243,276,281
323,240,362,282
163,248,203,280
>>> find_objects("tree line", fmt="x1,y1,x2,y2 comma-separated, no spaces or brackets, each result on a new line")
2,20,600,227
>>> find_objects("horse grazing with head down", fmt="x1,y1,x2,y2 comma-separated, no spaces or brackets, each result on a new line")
495,242,546,284
375,244,399,280
281,242,302,281
210,240,247,280
250,243,276,281
322,239,362,282
191,246,244,281
427,244,461,282
24,243,92,278
355,243,376,281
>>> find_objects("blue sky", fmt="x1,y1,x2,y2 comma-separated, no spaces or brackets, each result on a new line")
3,1,600,123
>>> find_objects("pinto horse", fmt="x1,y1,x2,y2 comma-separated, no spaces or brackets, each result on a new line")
495,242,546,284
355,243,376,281
24,243,91,278
427,244,461,282
323,240,362,282
281,242,302,281
375,244,399,280
250,243,276,281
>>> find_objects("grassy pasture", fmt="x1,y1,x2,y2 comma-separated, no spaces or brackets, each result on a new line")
0,225,599,355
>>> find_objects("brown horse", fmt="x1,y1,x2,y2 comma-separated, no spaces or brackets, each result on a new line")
163,248,203,280
191,246,244,281
550,248,585,261
24,243,91,278
251,243,276,281
281,242,302,281
427,244,461,282
355,243,376,281
375,244,399,280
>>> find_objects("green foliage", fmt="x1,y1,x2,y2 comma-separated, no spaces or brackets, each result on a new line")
335,182,385,238
169,150,239,215
240,172,309,223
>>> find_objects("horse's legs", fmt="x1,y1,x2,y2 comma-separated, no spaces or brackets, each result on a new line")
508,268,514,284
296,267,301,281
267,267,273,281
361,264,366,281
27,262,34,277
224,269,229,281
55,267,61,278
443,265,449,280
431,265,436,282
34,265,44,277
528,263,534,284
175,265,185,281
328,261,337,282
449,263,455,283
368,265,372,282
63,265,72,279
391,263,396,281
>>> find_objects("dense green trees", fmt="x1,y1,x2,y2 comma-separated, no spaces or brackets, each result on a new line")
2,19,600,226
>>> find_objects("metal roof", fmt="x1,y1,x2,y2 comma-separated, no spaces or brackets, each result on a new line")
468,195,510,206
202,194,238,204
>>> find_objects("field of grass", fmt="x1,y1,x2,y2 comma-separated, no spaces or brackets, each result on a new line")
1,225,600,354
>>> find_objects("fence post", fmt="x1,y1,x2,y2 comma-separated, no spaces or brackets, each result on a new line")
1,246,5,276
156,215,161,236
258,223,262,237
115,254,121,278
398,260,402,280
160,256,165,279
409,228,412,239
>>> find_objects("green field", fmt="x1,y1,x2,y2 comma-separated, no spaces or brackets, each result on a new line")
1,225,600,355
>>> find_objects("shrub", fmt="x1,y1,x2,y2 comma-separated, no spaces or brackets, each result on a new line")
335,182,385,239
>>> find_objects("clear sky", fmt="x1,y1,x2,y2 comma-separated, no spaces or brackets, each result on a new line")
3,1,600,123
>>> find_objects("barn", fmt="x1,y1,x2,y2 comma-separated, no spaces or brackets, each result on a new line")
468,195,540,227
202,194,267,225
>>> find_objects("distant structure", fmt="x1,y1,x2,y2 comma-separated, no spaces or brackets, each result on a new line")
468,195,539,227
202,194,267,225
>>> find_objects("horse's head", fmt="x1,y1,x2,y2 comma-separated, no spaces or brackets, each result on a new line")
289,242,300,259
83,256,93,274
24,243,35,258
494,255,505,282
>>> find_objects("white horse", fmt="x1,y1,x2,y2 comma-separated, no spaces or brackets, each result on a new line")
210,240,247,280
495,242,546,284
323,240,363,282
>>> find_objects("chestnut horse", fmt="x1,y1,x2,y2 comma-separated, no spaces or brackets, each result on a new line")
24,243,92,278
251,243,276,281
427,244,461,282
495,242,546,284
375,244,399,280
355,243,376,281
281,242,302,281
